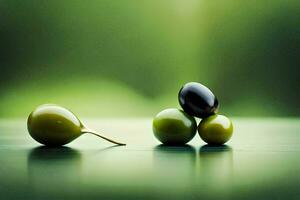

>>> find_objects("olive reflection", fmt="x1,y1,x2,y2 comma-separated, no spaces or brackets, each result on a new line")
27,146,82,198
197,145,233,187
152,145,196,187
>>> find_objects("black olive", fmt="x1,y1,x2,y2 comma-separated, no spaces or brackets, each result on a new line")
178,82,219,118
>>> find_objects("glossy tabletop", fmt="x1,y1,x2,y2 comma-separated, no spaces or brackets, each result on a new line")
0,118,299,200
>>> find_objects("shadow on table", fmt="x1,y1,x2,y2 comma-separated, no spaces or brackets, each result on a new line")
27,146,83,198
152,144,196,183
197,144,234,195
199,144,232,153
198,144,233,175
151,144,234,199
154,144,196,152
28,146,81,161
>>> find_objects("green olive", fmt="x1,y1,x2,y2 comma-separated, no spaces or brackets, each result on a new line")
152,108,197,145
28,104,125,146
198,114,233,145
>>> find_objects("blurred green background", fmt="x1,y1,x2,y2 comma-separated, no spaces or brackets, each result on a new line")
0,0,299,118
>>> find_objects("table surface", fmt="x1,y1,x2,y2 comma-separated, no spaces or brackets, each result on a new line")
0,118,300,200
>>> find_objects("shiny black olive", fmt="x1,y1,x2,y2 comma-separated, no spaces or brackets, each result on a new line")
178,82,219,118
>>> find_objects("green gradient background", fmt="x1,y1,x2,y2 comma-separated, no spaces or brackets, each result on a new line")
1,0,299,117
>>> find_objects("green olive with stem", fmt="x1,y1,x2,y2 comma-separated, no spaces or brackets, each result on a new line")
27,104,125,146
198,114,233,145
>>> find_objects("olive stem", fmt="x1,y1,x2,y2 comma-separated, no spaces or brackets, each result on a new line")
81,128,126,146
